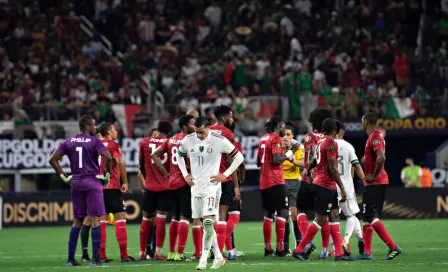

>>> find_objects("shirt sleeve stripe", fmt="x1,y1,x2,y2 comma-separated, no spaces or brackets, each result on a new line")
351,159,360,165
178,150,187,156
229,147,238,157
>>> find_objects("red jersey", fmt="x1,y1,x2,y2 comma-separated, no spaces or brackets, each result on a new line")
364,129,388,186
234,141,242,153
139,135,170,191
160,132,189,190
257,132,284,189
301,130,326,182
210,124,235,183
313,136,339,191
100,138,122,190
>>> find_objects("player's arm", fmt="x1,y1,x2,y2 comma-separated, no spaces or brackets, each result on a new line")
138,142,146,179
101,150,112,174
176,139,194,185
238,162,246,184
116,156,129,192
326,144,346,201
372,148,385,179
212,139,244,183
351,167,355,179
349,146,364,181
48,151,72,184
272,138,288,165
138,169,145,189
292,150,305,167
151,145,169,179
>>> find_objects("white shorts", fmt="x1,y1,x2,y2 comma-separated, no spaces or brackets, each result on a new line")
191,189,221,219
340,198,360,216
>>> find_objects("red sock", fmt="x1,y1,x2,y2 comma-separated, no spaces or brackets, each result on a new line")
192,226,202,257
321,220,330,249
155,214,167,251
263,217,273,251
275,217,286,251
297,213,309,236
115,220,128,258
330,222,344,256
363,223,374,255
371,219,397,250
216,221,227,253
294,221,321,253
226,213,240,250
225,236,233,251
139,218,151,252
100,221,107,259
169,220,179,253
177,220,190,254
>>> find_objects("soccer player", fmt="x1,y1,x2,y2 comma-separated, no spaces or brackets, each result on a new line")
138,121,173,260
186,109,199,120
257,116,290,257
292,118,355,262
297,108,333,258
48,115,112,266
151,115,197,261
209,105,240,254
358,112,402,260
176,116,244,270
282,123,305,254
334,120,365,256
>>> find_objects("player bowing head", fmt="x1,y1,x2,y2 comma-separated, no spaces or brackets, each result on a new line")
194,116,213,140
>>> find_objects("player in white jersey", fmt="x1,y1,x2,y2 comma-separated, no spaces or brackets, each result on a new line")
334,121,366,256
176,117,244,270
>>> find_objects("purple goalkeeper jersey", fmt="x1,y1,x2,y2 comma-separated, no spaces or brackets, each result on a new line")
56,133,107,179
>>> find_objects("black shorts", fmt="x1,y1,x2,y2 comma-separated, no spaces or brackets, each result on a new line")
297,181,315,211
220,181,234,206
362,185,387,218
260,184,287,213
229,199,242,212
171,185,192,218
103,189,126,214
311,184,339,216
142,189,171,214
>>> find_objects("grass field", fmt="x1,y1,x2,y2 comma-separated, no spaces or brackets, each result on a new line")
1,220,447,272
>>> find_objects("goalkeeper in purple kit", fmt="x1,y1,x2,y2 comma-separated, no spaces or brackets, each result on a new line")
49,115,113,266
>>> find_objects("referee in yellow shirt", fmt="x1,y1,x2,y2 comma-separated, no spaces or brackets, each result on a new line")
282,123,305,254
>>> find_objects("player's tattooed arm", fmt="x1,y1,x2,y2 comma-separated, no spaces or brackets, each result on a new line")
328,156,346,201
151,146,169,179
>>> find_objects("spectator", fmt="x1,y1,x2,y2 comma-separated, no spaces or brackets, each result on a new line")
411,85,431,116
215,90,232,106
180,92,199,112
400,158,422,188
394,52,410,87
344,87,359,118
204,1,222,30
327,87,345,117
138,14,156,44
363,85,380,115
419,163,433,188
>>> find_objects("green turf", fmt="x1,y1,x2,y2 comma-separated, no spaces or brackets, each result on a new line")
1,220,447,271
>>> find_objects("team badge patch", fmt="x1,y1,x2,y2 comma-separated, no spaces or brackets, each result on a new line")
118,148,122,154
199,146,204,152
276,143,281,149
373,140,380,146
207,147,213,153
305,135,312,143
329,145,336,153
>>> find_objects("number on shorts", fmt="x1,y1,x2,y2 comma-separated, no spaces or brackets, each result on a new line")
171,146,178,165
260,144,266,163
76,146,83,168
208,197,215,208
338,155,344,175
150,143,168,164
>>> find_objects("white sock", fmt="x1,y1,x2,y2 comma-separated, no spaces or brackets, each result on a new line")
344,216,356,242
211,230,223,259
353,217,363,240
200,220,215,261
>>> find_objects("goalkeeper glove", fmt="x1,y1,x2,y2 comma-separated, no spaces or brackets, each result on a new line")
96,172,111,186
285,150,294,161
60,173,72,185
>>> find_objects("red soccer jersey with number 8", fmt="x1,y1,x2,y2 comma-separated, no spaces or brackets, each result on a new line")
160,132,190,190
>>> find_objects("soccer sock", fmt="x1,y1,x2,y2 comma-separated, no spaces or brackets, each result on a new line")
115,220,129,258
294,221,321,253
150,224,157,254
91,226,101,259
216,221,227,253
292,219,302,246
169,220,179,253
321,220,330,249
155,214,167,255
211,227,224,259
68,227,81,259
330,222,344,256
201,219,215,261
177,220,190,255
80,224,90,257
371,219,397,250
225,213,240,251
99,220,108,259
192,225,202,257
275,217,286,251
263,217,273,251
225,235,233,251
354,218,363,240
139,217,151,253
344,216,356,242
283,219,290,252
363,223,374,255
297,213,309,236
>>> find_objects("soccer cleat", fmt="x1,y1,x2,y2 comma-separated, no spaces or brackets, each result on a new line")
335,255,357,261
358,239,365,255
196,258,207,270
210,258,226,269
139,252,147,260
190,253,201,260
81,255,91,262
100,257,113,263
234,249,245,256
292,251,310,262
91,257,102,266
384,246,402,260
174,253,190,261
167,252,176,261
120,256,136,263
227,251,237,260
319,249,329,259
275,249,288,257
342,240,351,256
264,248,274,257
304,242,316,258
154,253,167,260
356,253,373,260
66,259,81,266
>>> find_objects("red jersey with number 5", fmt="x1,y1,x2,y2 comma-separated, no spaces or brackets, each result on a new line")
210,124,235,183
313,136,339,191
139,135,169,191
160,132,190,190
364,129,388,186
301,130,326,182
257,132,284,189
100,138,122,190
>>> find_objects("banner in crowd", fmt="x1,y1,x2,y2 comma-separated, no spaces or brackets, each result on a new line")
111,104,142,137
2,188,448,227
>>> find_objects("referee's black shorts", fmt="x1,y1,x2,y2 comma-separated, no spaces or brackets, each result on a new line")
362,185,387,218
260,184,287,213
103,189,126,214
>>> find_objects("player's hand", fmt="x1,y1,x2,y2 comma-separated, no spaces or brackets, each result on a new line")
60,173,72,185
340,190,347,202
285,150,294,161
233,186,241,201
96,173,111,186
121,183,128,193
184,174,195,186
163,172,170,179
365,175,375,183
210,173,227,184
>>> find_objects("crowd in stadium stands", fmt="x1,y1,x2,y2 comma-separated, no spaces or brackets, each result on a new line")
0,0,446,136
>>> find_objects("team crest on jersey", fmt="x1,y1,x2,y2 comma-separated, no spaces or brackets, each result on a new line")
329,145,336,153
199,146,204,152
373,140,380,146
118,148,122,154
207,147,213,153
305,135,312,143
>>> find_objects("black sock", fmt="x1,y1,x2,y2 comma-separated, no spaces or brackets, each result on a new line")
292,220,302,246
151,225,157,254
284,221,290,252
80,225,91,257
146,225,156,256
231,232,235,249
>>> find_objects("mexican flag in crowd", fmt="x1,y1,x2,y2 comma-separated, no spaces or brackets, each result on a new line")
384,97,417,119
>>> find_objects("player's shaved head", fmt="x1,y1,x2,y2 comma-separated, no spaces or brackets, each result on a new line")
309,108,333,131
363,112,378,125
79,115,96,135
322,118,337,136
99,122,113,137
186,109,199,119
157,121,172,135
